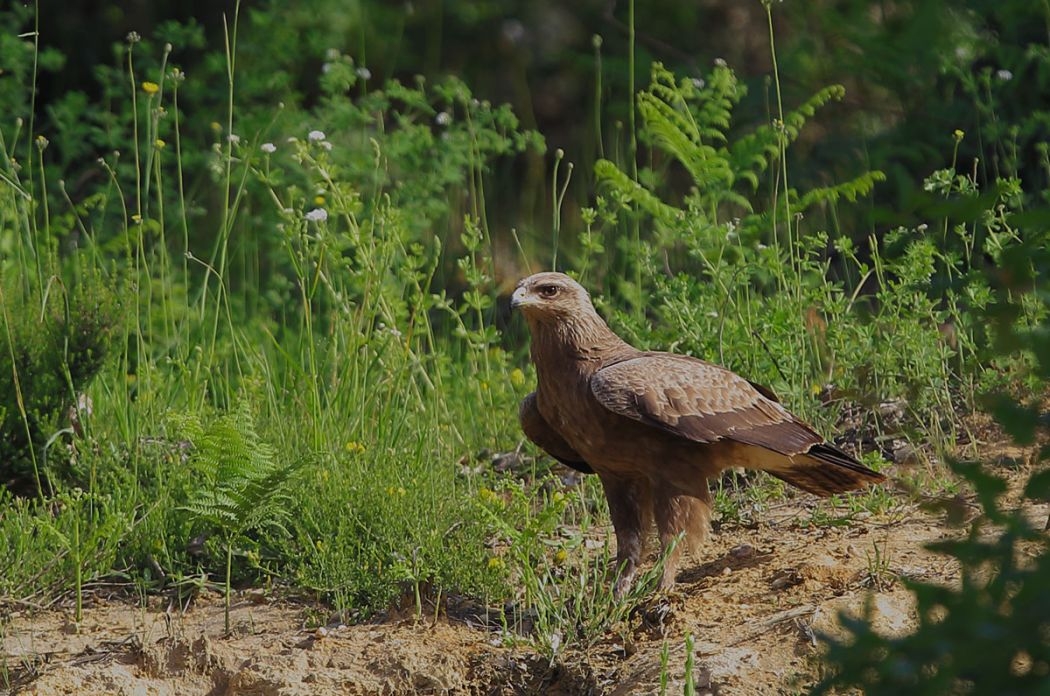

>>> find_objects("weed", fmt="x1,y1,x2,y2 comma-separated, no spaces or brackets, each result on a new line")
170,400,296,634
861,540,896,592
479,478,663,658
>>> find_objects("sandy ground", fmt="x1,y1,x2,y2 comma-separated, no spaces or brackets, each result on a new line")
4,454,1045,695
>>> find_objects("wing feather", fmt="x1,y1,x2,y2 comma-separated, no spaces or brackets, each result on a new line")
590,353,823,457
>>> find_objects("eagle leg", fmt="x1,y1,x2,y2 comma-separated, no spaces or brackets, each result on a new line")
601,475,653,596
652,481,711,590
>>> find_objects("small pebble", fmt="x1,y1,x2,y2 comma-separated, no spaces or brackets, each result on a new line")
729,544,755,559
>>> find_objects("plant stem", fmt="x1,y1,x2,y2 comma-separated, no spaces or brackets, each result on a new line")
225,539,233,634
628,0,642,318
73,504,82,624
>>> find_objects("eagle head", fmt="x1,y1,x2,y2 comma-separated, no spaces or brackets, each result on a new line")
510,272,592,321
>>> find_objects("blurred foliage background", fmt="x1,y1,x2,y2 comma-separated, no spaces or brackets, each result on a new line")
25,0,1050,246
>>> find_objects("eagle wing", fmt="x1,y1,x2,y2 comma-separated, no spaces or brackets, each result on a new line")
590,353,819,454
589,353,884,495
519,391,594,474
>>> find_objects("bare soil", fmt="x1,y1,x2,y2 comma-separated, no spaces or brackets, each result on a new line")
4,446,1046,695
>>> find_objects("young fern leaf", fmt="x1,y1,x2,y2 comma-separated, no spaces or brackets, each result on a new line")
174,400,294,541
797,171,888,207
593,159,684,225
596,62,880,229
172,401,295,633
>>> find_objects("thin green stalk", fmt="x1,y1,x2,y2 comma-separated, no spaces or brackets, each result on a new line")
127,38,142,223
593,34,605,160
141,43,171,215
205,1,242,391
224,538,233,634
628,0,641,317
73,503,82,624
26,6,44,290
659,640,670,695
765,3,790,278
684,633,696,695
764,1,809,378
171,74,192,357
551,149,573,269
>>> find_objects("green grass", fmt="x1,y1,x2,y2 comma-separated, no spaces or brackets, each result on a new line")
0,1,1047,669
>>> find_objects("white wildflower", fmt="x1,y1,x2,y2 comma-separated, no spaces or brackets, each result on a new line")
355,67,372,80
227,133,241,144
435,111,452,126
320,141,333,151
261,142,277,154
308,129,327,142
996,69,1013,81
305,208,328,222
501,19,525,44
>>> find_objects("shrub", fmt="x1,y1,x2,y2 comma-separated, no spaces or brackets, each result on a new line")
0,274,117,497
813,192,1050,695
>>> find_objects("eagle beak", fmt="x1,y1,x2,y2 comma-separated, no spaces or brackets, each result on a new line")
510,286,529,310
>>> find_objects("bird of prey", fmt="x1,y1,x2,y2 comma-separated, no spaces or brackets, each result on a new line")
511,271,885,593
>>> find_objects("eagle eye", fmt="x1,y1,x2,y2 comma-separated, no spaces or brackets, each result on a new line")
537,284,559,299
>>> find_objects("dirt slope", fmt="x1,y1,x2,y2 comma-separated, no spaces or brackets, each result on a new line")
4,461,1044,695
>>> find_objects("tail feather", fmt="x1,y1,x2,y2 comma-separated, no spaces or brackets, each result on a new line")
766,443,885,497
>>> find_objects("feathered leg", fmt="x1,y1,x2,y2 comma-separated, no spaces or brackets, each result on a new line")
652,480,711,589
601,475,652,596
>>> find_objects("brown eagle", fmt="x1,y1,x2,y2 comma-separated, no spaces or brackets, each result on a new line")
511,272,885,593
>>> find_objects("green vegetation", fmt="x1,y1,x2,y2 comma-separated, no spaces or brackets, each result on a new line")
1,1,1049,687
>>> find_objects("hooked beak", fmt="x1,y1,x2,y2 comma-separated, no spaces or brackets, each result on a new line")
510,285,529,309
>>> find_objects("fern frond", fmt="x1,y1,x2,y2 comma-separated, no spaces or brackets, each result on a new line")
781,85,846,142
797,170,887,208
173,400,297,540
594,159,684,224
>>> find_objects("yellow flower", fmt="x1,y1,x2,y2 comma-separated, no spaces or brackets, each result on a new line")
313,195,326,206
345,440,366,454
953,129,965,142
510,368,525,388
141,81,160,95
554,549,568,565
154,138,166,149
487,557,505,571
